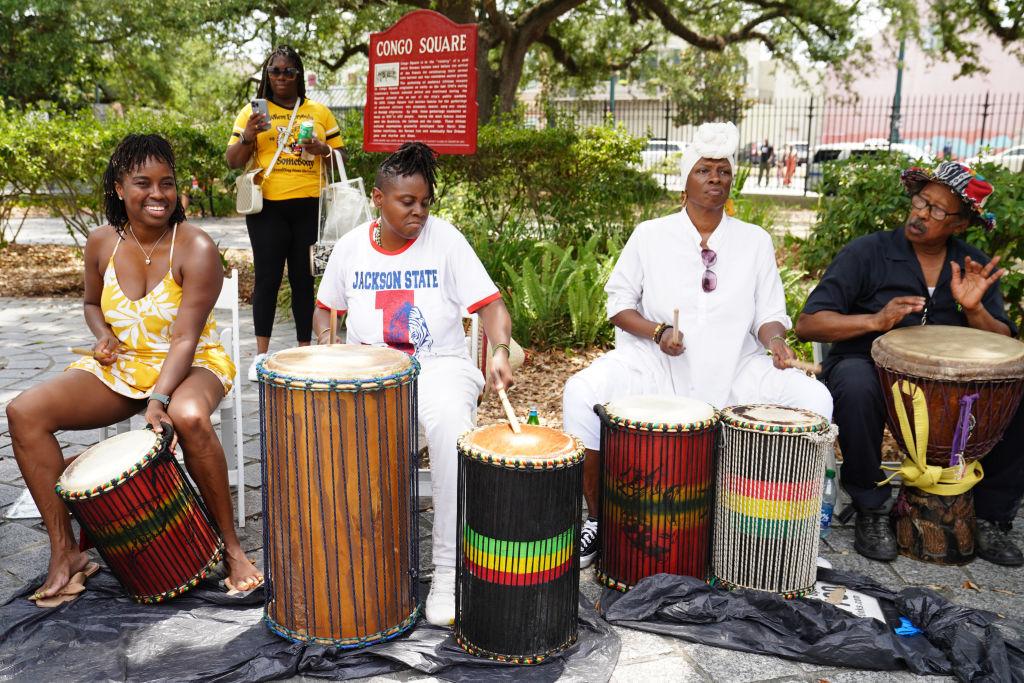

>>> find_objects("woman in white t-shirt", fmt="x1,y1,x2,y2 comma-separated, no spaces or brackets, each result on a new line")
562,122,833,570
312,142,514,627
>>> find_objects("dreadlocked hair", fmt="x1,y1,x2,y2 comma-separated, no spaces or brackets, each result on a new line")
103,133,186,235
256,45,306,104
375,142,438,198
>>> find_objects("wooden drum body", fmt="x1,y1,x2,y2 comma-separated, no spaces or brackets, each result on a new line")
596,395,718,591
258,345,420,647
455,424,584,664
712,405,833,598
56,429,223,603
872,325,1024,564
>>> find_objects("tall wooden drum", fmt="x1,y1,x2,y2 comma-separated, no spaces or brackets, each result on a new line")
872,325,1024,564
257,345,420,647
712,405,833,598
595,395,719,591
455,424,584,664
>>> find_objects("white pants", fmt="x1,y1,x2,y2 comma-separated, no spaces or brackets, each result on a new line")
418,355,484,569
563,348,833,450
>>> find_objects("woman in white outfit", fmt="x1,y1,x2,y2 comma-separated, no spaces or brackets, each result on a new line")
562,122,833,568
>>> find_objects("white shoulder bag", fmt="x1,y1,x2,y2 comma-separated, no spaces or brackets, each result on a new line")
234,100,300,215
310,149,373,276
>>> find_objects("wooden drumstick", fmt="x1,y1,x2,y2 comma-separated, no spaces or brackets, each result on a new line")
329,309,337,345
69,346,96,357
672,308,680,345
784,358,822,375
497,387,522,434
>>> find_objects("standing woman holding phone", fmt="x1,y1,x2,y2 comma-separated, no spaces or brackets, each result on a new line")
226,45,345,380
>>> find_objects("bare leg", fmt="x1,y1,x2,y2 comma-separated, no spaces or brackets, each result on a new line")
168,368,262,589
255,336,270,355
6,370,143,598
583,447,601,517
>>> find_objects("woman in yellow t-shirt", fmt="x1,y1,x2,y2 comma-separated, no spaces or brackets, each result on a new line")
226,45,344,380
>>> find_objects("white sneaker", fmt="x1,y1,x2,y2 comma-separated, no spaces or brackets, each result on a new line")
247,353,268,382
579,517,599,568
425,565,456,627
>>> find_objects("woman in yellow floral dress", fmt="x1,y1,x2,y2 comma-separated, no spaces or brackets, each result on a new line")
6,134,262,600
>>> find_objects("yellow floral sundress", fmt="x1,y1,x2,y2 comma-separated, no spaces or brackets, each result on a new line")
68,225,235,398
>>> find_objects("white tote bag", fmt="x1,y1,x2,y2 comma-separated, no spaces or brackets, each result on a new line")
311,149,373,276
234,101,299,215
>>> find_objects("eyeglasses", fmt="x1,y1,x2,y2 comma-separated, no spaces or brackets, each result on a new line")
268,66,299,79
911,194,963,222
701,248,717,293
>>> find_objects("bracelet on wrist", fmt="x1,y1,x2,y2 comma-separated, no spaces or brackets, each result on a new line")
240,133,253,145
491,343,511,357
653,323,672,344
767,334,787,347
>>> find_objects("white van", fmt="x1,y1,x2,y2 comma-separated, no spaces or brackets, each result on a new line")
806,141,932,191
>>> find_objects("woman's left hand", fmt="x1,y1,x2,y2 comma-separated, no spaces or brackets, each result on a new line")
488,351,515,394
144,401,178,453
769,336,796,370
297,134,331,158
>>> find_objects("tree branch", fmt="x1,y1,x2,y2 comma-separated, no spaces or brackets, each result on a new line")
318,44,369,71
974,0,1020,42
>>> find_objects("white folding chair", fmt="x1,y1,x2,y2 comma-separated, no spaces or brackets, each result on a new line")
101,269,246,527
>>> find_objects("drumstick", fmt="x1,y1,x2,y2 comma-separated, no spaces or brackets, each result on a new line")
497,387,522,434
784,358,822,375
672,308,680,345
329,309,337,345
69,346,96,357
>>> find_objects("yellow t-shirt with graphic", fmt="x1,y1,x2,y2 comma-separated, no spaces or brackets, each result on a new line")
230,98,344,201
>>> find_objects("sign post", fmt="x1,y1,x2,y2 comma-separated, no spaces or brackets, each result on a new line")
364,10,478,155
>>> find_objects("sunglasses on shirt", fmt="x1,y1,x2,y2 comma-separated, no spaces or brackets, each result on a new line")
268,66,300,79
701,248,717,293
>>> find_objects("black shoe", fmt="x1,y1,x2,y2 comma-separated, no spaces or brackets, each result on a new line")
579,518,599,568
854,512,897,561
975,520,1024,566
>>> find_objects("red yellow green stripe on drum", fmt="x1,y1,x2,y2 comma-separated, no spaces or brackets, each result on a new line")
79,480,199,552
720,473,819,534
462,527,574,586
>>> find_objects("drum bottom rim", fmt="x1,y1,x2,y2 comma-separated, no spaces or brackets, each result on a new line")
455,631,578,665
264,607,420,649
709,574,814,599
129,544,225,604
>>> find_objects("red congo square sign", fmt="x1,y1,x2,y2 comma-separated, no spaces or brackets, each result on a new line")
364,10,478,155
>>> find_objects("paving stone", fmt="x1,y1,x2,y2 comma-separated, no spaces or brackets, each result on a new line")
609,655,704,682
0,482,21,507
823,551,904,586
1,543,49,582
0,521,48,558
243,460,262,488
677,641,805,681
817,670,950,682
0,458,23,484
56,429,106,447
890,556,971,588
946,587,1023,619
0,568,26,604
963,558,1024,593
612,625,677,664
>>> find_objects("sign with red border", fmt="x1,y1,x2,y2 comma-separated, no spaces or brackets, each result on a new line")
364,10,478,155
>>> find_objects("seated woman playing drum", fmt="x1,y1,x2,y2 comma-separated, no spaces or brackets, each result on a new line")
6,134,262,601
562,122,834,569
312,141,515,627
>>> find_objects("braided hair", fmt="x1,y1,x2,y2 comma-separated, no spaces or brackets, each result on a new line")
256,45,306,104
375,142,438,199
103,134,186,235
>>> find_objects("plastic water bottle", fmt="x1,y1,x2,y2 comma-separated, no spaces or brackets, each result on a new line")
527,408,540,425
820,468,837,538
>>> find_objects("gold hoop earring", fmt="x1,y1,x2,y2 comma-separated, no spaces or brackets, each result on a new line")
679,191,687,208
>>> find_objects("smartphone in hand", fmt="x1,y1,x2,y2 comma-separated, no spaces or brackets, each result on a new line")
251,99,271,131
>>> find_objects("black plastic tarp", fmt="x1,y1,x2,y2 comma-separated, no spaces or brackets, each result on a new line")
0,571,620,682
598,569,1024,682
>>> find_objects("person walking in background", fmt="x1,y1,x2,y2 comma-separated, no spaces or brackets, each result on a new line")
758,138,774,186
784,146,797,187
225,45,344,381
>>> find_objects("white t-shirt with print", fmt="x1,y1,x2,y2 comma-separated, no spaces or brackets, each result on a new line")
316,216,501,359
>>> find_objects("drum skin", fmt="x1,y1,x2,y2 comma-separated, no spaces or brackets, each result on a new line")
56,429,223,603
596,398,718,591
258,345,419,648
455,424,584,664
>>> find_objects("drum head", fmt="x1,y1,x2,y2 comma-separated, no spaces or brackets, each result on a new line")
604,395,716,430
872,325,1024,380
459,424,582,468
262,344,414,382
59,430,161,492
720,404,829,433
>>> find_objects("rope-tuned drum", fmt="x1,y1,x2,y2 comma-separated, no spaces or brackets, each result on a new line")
872,325,1024,564
595,395,719,591
455,424,584,664
712,405,834,598
56,427,223,603
257,345,420,647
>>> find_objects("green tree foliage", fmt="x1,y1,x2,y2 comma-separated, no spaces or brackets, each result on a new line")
928,0,1023,76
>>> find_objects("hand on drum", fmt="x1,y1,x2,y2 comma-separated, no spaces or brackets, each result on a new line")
951,255,1007,312
873,296,926,332
659,327,685,356
144,401,178,453
93,333,125,366
768,336,796,369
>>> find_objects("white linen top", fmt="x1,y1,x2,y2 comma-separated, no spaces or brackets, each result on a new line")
605,210,790,408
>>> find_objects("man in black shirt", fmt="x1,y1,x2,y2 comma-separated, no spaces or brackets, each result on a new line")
796,161,1023,566
758,139,774,186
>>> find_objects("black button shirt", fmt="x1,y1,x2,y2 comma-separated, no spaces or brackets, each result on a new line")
802,227,1016,361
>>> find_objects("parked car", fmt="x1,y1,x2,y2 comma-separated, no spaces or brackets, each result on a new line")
641,139,688,172
806,141,933,192
966,145,1024,173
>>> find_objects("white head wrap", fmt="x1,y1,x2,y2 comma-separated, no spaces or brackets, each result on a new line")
679,121,740,181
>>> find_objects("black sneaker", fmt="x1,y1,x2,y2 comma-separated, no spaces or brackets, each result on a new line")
975,519,1024,566
854,512,897,561
579,518,599,568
